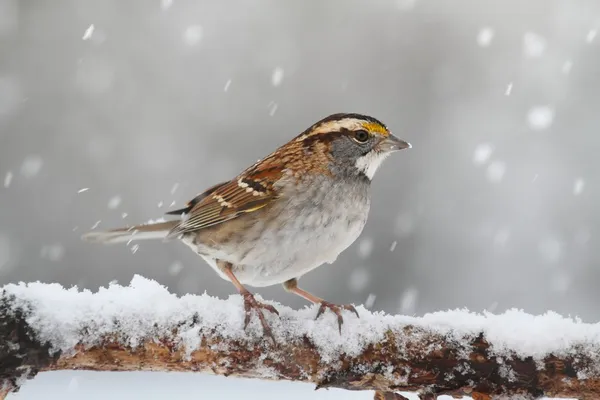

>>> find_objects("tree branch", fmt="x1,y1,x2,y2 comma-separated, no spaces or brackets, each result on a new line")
1,276,600,399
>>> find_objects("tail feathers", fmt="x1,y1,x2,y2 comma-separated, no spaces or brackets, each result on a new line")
81,220,179,245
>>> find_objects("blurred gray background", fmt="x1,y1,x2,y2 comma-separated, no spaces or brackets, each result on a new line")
1,0,600,321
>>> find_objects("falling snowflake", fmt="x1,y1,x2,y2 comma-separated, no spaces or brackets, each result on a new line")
476,27,494,47
527,106,554,130
399,287,418,314
130,244,140,254
486,161,506,183
389,241,398,252
20,155,43,178
82,24,95,40
505,82,513,96
348,268,370,292
3,171,13,188
271,67,284,86
573,178,585,195
77,188,90,193
365,294,377,309
169,261,184,276
40,244,65,262
357,237,374,259
107,195,122,209
586,29,597,43
473,143,493,166
523,32,547,58
562,60,573,74
183,25,203,46
538,236,563,264
160,0,173,10
223,79,232,92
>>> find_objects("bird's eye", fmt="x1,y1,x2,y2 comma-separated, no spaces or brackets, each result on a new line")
353,130,369,143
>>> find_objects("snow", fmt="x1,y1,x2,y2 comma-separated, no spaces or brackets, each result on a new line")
82,24,94,40
348,268,370,292
399,287,418,314
486,160,506,183
527,106,555,130
4,275,600,387
389,240,397,252
77,188,90,193
562,60,573,74
20,155,43,178
476,27,494,47
271,67,284,86
357,237,374,259
223,79,232,92
4,171,13,188
160,0,173,10
365,293,377,309
183,25,203,46
573,178,585,195
505,82,513,96
523,31,547,58
107,195,122,209
586,29,597,43
40,244,65,262
472,143,493,166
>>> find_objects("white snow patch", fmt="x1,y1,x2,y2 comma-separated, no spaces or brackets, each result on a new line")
476,27,494,47
82,24,94,40
271,67,284,87
486,161,506,183
523,31,547,58
527,106,554,130
573,178,585,196
4,171,13,188
4,276,600,373
183,25,203,46
20,155,43,178
473,143,493,166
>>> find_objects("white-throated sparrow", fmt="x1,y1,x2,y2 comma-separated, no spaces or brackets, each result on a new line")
83,113,411,341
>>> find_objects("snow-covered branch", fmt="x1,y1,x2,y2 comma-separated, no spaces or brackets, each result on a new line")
1,277,600,399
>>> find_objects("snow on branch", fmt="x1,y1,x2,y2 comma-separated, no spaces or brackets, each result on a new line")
1,277,600,399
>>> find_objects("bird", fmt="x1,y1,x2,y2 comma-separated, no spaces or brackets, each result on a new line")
82,113,411,341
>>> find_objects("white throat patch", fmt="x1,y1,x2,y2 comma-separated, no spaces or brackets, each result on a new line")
355,151,390,180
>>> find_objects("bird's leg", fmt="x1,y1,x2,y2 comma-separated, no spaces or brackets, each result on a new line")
218,261,279,343
283,278,359,333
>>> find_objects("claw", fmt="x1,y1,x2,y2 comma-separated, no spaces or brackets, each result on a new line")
242,292,279,344
315,301,360,333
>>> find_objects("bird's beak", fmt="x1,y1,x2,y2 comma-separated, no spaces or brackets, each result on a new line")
378,133,412,153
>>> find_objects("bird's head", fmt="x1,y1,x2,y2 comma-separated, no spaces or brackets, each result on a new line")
295,113,411,180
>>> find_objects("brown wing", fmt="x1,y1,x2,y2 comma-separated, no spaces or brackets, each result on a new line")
165,158,285,239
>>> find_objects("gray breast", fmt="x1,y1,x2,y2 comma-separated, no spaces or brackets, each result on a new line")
232,174,371,287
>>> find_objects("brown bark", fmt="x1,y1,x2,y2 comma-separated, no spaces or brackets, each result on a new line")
1,285,599,399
